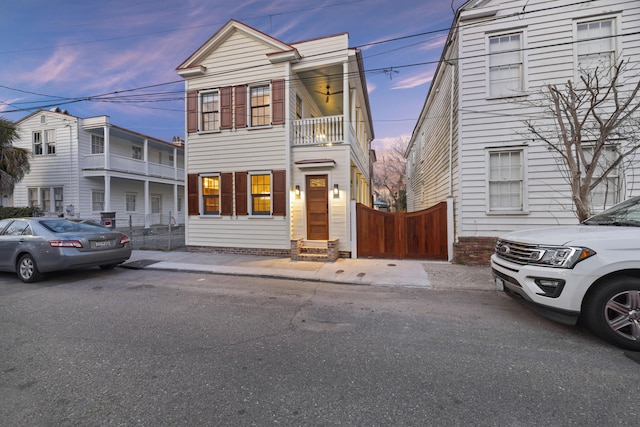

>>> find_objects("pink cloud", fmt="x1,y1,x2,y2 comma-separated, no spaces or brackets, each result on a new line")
391,71,434,90
19,48,79,85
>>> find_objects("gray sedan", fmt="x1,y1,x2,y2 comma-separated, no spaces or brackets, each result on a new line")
0,217,132,283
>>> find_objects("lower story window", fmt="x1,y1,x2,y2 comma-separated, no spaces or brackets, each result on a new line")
126,193,136,212
92,191,105,212
250,173,271,215
28,186,63,213
488,149,524,211
585,144,621,211
202,176,220,215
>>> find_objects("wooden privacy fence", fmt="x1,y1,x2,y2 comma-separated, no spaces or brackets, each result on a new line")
356,202,448,260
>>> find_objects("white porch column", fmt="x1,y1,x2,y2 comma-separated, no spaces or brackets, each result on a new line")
103,125,110,169
343,62,350,138
144,180,150,228
144,139,149,175
104,175,111,212
173,147,178,179
173,184,178,224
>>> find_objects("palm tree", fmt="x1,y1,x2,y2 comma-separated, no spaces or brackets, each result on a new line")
0,117,30,188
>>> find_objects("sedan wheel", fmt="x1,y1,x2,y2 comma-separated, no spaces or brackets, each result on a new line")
585,277,640,351
17,254,43,283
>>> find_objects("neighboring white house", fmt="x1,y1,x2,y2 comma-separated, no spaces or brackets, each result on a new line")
177,20,374,259
11,108,185,227
405,0,640,264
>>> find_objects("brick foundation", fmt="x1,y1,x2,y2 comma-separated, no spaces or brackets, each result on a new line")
187,245,291,257
453,236,497,266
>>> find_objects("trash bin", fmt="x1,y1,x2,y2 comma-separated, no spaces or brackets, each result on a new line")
100,212,116,228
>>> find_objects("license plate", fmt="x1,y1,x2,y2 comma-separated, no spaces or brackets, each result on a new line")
495,276,504,290
95,241,112,248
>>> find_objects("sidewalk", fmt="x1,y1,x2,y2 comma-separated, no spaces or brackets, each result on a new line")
123,250,496,291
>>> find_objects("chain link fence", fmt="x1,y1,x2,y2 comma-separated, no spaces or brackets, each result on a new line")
118,224,185,251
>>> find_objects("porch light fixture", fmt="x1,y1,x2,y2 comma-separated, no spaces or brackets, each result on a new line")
333,184,339,198
295,185,301,198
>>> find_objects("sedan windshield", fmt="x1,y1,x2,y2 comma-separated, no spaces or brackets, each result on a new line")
582,196,640,227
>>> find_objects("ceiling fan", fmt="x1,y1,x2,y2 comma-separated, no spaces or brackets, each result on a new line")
315,84,343,103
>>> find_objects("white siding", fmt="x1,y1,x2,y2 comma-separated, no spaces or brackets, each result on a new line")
12,110,185,227
456,0,640,238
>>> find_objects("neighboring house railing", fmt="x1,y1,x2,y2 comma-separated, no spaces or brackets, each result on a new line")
83,154,184,180
293,115,344,146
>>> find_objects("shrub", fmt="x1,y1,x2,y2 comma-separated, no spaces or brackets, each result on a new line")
0,206,42,220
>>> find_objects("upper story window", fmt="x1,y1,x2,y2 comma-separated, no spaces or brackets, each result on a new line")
250,172,271,215
201,175,220,215
91,135,104,154
200,90,220,132
488,32,523,98
45,130,56,154
33,130,56,155
33,132,42,155
250,85,271,127
487,148,525,212
576,17,616,76
132,145,143,160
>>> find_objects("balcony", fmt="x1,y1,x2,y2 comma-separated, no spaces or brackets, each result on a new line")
293,116,345,146
83,153,185,181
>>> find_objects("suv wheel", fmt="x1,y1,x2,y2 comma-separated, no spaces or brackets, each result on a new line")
585,276,640,351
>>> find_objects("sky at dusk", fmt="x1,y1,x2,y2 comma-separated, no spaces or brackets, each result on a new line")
0,0,465,152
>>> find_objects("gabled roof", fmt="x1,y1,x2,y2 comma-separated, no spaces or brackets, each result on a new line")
15,107,75,125
176,19,300,76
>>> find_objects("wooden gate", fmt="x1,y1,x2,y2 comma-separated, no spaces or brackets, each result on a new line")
356,202,448,260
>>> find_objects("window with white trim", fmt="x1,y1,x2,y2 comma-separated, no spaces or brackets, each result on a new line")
584,145,621,211
200,90,220,132
576,17,616,75
488,32,523,98
250,172,271,215
126,193,136,212
488,149,524,211
45,129,56,154
28,188,38,208
54,187,63,213
33,132,42,155
92,191,105,212
201,175,220,215
91,134,104,154
250,84,271,127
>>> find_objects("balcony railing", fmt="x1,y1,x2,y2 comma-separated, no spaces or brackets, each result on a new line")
293,115,344,146
83,153,184,180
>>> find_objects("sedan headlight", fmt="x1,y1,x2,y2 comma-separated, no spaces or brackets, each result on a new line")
535,246,596,268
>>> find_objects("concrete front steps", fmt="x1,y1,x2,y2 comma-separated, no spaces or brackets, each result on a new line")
290,238,339,262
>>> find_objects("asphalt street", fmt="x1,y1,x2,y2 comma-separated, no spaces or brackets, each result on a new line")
0,267,638,426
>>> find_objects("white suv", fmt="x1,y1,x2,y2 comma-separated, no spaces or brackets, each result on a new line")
491,196,640,351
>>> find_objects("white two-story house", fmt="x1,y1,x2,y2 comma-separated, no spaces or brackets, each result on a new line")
405,0,640,264
177,20,374,259
11,108,185,227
